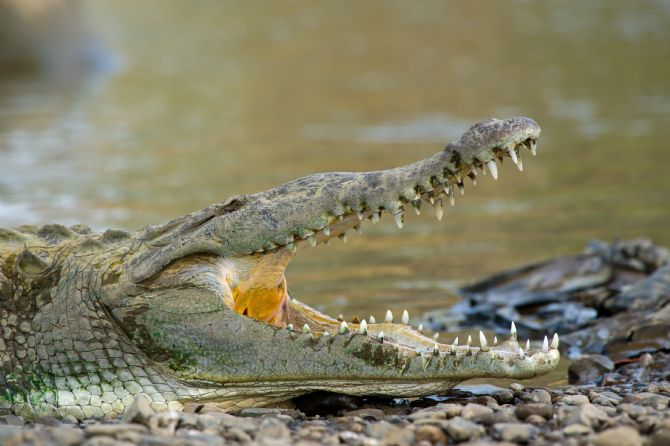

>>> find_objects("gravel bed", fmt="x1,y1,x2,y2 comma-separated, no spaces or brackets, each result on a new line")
2,377,669,445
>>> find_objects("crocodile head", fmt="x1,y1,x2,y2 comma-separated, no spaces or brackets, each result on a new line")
105,117,558,411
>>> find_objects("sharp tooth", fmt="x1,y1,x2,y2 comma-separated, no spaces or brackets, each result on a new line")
517,156,524,172
466,335,472,347
369,315,376,324
371,212,381,223
358,320,368,334
302,324,311,334
433,333,440,341
433,342,440,356
493,336,498,346
411,199,421,215
479,331,489,352
385,310,394,323
453,336,458,346
393,211,404,229
465,344,471,355
525,339,530,352
287,324,293,331
456,172,462,183
338,233,348,243
510,321,517,340
530,140,537,156
401,310,409,325
508,147,519,165
486,160,498,180
307,235,317,247
356,211,364,221
340,321,349,334
458,182,465,196
519,347,525,359
337,314,344,321
323,331,330,337
417,323,424,333
433,198,444,221
322,227,330,236
354,224,362,234
550,333,559,350
377,331,384,343
428,195,435,205
448,187,455,206
542,336,549,353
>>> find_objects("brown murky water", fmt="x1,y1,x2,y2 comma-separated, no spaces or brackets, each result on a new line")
1,1,669,387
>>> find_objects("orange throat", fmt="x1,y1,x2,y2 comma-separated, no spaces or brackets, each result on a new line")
219,250,293,326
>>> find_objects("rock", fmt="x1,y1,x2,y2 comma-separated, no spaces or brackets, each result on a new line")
492,389,514,404
515,403,554,420
559,403,609,428
568,355,615,385
346,408,386,421
525,414,546,426
563,423,591,435
238,407,304,419
435,403,462,417
443,417,485,442
148,410,179,436
49,426,85,446
558,394,590,405
414,424,447,444
258,417,291,440
492,422,539,443
34,416,62,426
509,383,525,392
618,403,648,419
365,421,414,446
85,422,149,436
648,420,670,446
528,388,552,404
591,390,623,405
590,426,642,446
122,394,155,426
0,415,25,426
460,403,494,421
225,427,253,443
622,392,670,410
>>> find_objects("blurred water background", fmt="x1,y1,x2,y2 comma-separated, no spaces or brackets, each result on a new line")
1,0,669,386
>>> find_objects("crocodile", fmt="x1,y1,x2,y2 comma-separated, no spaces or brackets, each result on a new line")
0,117,559,420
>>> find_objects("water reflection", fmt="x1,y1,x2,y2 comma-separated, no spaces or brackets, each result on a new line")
1,0,669,387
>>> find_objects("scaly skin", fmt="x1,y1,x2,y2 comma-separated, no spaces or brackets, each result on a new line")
0,117,559,420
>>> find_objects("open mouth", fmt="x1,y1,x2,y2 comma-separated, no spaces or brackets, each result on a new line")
217,134,559,363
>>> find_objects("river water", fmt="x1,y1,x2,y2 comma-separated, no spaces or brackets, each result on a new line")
1,1,669,387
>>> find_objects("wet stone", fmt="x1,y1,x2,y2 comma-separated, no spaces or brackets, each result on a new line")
435,403,462,417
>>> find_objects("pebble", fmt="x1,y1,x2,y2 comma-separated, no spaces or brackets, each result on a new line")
443,416,485,441
461,403,494,420
558,394,591,405
492,422,539,443
591,426,643,446
515,403,554,420
1,370,668,446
